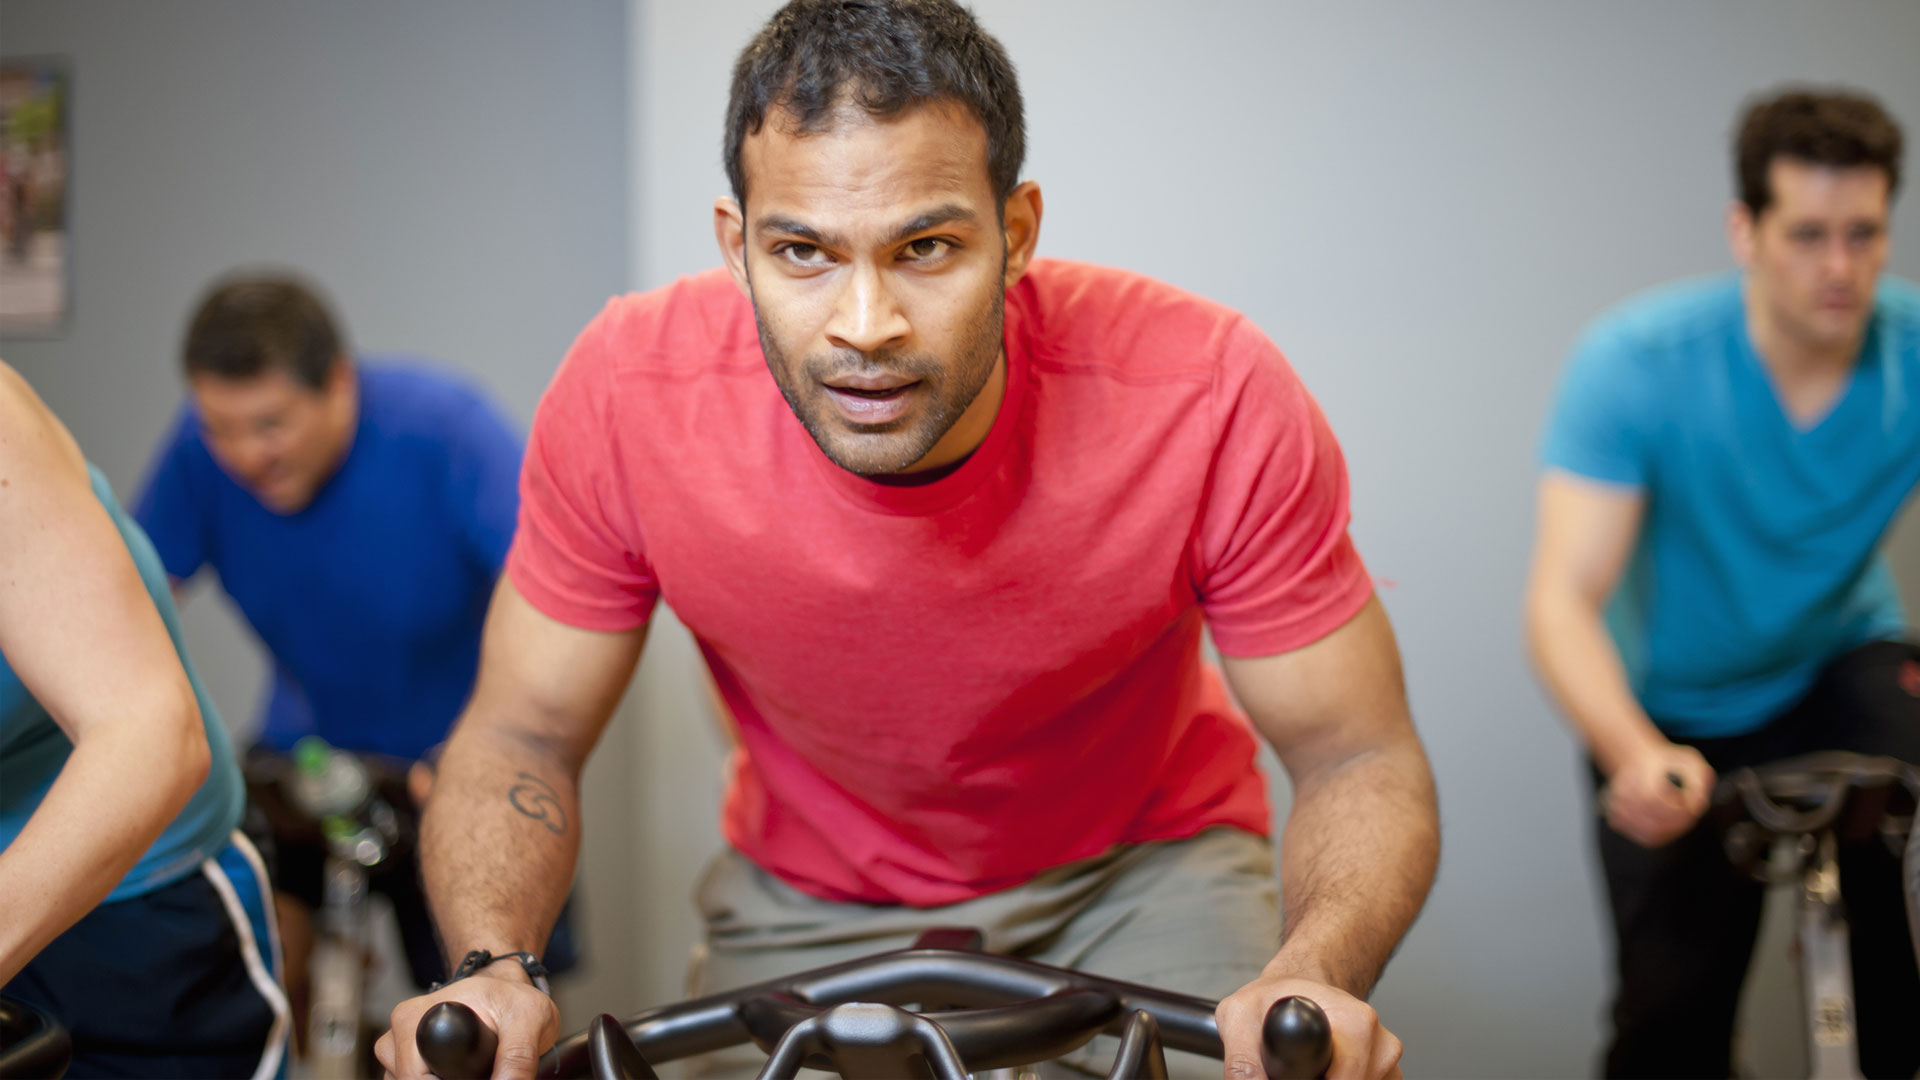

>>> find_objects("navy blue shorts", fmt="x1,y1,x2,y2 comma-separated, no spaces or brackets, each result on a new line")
3,832,290,1078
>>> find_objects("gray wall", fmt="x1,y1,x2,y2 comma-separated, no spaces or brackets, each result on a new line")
625,2,1920,1077
0,0,638,1024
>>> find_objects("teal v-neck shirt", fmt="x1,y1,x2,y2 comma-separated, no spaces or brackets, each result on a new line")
1542,273,1919,736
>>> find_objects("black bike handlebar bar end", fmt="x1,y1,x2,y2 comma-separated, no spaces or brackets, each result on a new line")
0,996,72,1080
419,1001,498,1080
1261,996,1333,1079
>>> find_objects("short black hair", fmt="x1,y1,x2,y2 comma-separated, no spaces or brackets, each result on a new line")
1735,87,1904,217
723,0,1025,210
183,273,345,391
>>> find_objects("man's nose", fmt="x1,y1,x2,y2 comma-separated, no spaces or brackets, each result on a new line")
1822,236,1858,279
824,263,910,355
222,437,274,478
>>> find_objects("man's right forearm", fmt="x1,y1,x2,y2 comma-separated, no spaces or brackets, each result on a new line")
1525,586,1666,775
420,713,583,963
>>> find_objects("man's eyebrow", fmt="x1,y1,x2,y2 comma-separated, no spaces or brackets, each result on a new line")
754,215,843,248
752,205,979,249
885,204,978,244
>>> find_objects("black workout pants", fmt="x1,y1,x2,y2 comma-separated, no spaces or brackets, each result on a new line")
1594,639,1920,1079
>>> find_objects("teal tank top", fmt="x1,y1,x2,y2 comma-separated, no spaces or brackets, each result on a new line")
0,466,242,900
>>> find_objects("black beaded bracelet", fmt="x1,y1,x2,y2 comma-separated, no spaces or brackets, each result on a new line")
437,949,551,994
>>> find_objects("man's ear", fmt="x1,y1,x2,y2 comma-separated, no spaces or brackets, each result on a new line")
716,196,752,298
326,355,357,400
1001,180,1044,288
1726,199,1757,269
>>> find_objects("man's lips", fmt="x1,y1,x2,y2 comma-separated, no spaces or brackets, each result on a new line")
824,374,917,393
822,380,918,424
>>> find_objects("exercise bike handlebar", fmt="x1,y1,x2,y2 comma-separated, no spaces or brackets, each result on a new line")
417,936,1334,1079
1712,751,1919,843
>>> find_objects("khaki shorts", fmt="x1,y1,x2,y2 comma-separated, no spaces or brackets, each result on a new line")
677,826,1279,1078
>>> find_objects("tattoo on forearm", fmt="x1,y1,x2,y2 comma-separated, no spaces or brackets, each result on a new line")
507,772,568,835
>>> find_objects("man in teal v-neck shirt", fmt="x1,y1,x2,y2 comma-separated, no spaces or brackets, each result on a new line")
1528,88,1919,1077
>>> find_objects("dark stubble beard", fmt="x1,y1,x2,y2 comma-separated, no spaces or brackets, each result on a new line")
751,279,1006,476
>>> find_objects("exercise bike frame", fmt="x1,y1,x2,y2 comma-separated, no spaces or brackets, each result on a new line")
1713,751,1920,1080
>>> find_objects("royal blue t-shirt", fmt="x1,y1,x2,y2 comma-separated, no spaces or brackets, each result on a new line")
1541,274,1919,737
1,467,243,902
136,361,523,760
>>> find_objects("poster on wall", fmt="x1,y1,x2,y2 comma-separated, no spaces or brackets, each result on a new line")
0,56,70,339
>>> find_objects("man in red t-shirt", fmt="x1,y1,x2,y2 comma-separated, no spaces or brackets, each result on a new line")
378,2,1437,1077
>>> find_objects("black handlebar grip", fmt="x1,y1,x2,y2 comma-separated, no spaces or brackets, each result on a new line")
1261,996,1333,1079
419,1001,499,1080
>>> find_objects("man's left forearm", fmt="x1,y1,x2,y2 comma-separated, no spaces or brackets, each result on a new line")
1266,738,1438,997
1218,599,1432,1076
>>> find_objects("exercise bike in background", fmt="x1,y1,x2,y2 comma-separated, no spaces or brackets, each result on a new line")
0,739,408,1080
1712,751,1920,1080
247,737,415,1080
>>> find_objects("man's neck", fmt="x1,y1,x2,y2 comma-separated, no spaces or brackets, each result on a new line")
1743,286,1862,425
866,452,970,487
322,379,363,479
1745,287,1862,377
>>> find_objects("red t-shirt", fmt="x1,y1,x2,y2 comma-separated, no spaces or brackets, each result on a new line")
508,259,1372,906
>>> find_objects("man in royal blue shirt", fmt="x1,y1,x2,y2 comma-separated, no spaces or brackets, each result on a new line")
134,272,560,1047
1527,90,1918,1077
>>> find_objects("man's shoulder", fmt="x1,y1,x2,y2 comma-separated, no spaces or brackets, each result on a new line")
1011,259,1256,381
534,271,761,439
359,357,494,411
1565,275,1746,400
1583,274,1744,357
357,358,519,446
578,269,761,377
1875,275,1920,337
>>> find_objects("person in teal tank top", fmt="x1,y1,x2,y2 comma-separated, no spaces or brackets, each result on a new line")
1528,89,1919,1077
0,363,289,1078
